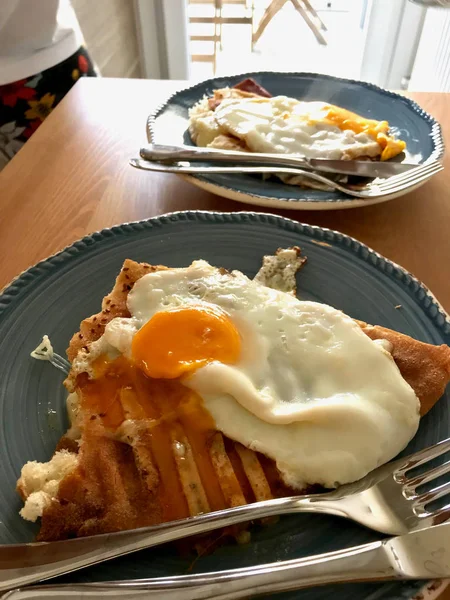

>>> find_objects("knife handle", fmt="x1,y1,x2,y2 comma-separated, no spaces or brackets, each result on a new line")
3,540,396,599
140,144,311,170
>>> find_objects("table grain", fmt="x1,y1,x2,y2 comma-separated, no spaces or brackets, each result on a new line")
0,77,449,599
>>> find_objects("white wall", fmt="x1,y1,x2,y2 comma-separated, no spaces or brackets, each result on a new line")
409,7,450,91
134,0,190,79
360,0,426,89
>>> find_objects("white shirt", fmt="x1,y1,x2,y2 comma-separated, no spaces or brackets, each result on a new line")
0,0,83,85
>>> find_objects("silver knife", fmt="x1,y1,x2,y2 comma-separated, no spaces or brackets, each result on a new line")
4,523,450,599
140,144,417,178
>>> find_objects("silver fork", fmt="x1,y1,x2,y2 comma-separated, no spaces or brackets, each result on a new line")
2,438,450,592
129,158,443,199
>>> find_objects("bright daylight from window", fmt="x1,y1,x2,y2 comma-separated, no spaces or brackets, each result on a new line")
182,0,450,91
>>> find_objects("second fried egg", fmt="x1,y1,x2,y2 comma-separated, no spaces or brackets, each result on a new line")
213,96,405,161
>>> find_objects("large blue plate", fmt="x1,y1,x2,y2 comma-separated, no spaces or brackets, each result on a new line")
0,211,449,599
148,72,444,210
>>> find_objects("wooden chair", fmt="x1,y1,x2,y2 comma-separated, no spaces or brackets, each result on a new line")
188,0,255,73
252,0,327,46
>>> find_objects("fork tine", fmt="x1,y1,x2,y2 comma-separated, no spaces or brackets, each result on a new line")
406,458,450,490
377,162,443,191
369,169,439,198
378,166,443,195
49,361,70,375
379,161,441,185
373,165,428,190
49,354,71,374
416,479,450,506
55,356,70,368
377,164,441,191
51,356,70,368
391,166,442,191
428,502,450,523
396,438,450,475
51,353,66,363
392,162,443,185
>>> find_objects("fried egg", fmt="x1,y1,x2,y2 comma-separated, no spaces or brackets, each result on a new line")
75,260,419,490
211,96,405,161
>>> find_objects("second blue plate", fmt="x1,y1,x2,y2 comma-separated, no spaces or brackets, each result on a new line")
148,71,444,210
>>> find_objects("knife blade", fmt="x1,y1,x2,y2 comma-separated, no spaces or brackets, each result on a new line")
4,523,450,599
140,144,418,178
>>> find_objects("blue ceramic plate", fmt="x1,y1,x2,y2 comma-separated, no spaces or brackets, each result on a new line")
148,72,444,210
0,211,449,599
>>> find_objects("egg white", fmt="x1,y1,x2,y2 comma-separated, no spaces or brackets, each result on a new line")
214,96,382,160
85,260,420,490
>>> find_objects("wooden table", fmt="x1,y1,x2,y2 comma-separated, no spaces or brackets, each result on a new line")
0,78,449,598
1,79,449,309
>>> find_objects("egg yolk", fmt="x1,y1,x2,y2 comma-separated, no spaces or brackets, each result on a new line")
311,104,406,161
131,306,241,379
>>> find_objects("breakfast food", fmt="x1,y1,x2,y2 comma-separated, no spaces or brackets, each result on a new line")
188,78,406,188
18,249,450,543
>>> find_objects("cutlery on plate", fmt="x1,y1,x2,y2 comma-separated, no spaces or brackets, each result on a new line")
4,522,450,599
130,158,443,199
140,144,419,178
1,438,449,592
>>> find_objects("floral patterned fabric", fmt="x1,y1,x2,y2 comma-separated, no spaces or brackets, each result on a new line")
0,46,96,169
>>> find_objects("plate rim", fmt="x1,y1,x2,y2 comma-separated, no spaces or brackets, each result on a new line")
1,209,449,600
146,70,445,207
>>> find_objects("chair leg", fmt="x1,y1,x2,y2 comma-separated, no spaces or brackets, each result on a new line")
250,0,255,51
291,0,327,45
301,0,328,31
213,1,222,59
252,0,288,45
219,5,223,50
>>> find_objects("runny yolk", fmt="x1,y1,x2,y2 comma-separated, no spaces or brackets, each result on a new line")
309,104,406,161
323,105,388,137
131,306,241,379
77,355,227,521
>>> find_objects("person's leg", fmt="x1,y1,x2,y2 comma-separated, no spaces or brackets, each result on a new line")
0,46,97,170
